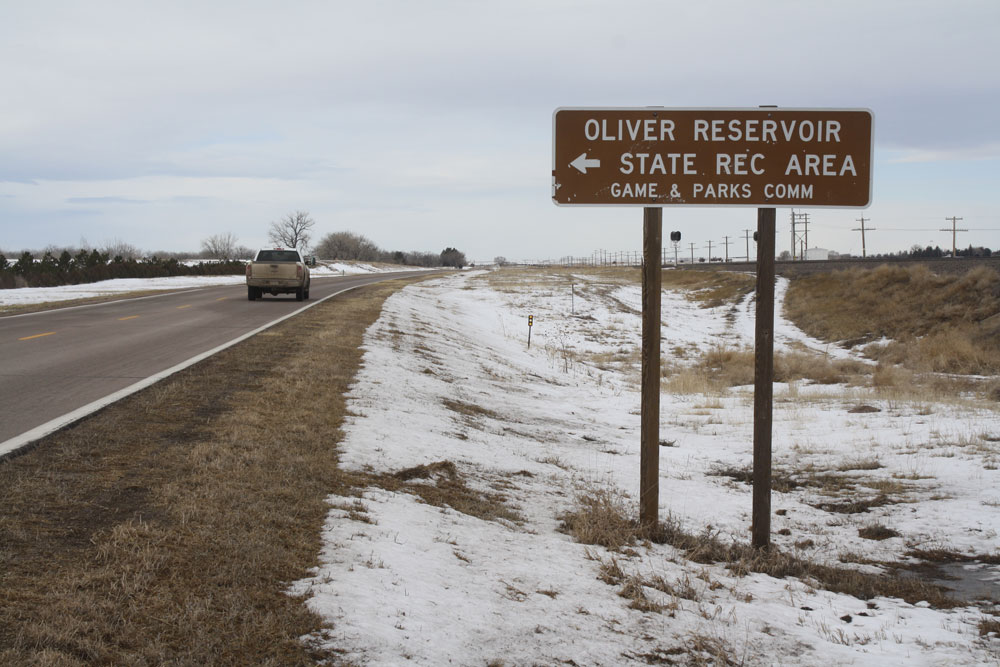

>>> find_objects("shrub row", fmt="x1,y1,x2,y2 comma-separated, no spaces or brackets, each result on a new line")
0,250,245,289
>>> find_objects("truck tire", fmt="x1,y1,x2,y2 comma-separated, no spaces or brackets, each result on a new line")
295,287,304,302
304,287,310,300
247,286,257,301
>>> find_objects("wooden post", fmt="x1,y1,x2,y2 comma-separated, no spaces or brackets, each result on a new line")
640,207,662,528
752,207,775,549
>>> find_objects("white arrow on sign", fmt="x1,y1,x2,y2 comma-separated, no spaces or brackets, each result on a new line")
570,153,600,174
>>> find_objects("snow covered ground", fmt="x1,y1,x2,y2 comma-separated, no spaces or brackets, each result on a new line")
0,261,427,307
293,268,1000,665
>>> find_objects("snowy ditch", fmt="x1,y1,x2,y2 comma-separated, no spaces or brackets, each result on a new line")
292,269,1000,665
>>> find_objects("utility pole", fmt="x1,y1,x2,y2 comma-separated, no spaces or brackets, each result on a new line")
705,240,714,262
790,211,808,260
689,242,696,264
940,217,967,258
743,228,753,261
801,213,810,258
722,235,732,262
852,216,874,258
790,209,796,260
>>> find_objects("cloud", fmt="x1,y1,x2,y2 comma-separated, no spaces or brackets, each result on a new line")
65,196,150,204
1,1,998,258
886,143,1000,164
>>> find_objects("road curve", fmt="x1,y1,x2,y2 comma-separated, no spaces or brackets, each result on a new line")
0,271,439,458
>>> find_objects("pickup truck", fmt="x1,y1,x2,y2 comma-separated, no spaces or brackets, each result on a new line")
246,248,311,301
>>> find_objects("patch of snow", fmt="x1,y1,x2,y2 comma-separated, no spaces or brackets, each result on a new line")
292,270,1000,664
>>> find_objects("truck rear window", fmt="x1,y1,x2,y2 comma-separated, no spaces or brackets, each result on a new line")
256,250,300,262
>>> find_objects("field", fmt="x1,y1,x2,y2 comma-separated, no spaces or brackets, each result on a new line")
290,265,1000,664
3,265,1000,665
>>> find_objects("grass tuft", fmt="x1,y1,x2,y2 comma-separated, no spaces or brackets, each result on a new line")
858,524,900,541
559,488,637,550
560,485,962,609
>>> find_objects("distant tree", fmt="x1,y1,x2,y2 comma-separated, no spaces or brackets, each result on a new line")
57,250,73,271
268,211,315,250
314,231,382,261
14,252,34,275
778,250,791,261
201,232,240,260
440,247,467,269
103,239,142,261
405,251,439,267
494,256,508,266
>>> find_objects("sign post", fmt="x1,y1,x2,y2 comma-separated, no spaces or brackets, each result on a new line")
640,208,662,528
751,208,775,548
553,107,872,542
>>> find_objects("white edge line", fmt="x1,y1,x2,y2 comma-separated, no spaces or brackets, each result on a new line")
0,283,365,461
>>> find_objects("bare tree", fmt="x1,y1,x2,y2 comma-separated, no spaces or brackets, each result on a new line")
314,231,382,261
268,211,315,250
102,239,142,261
201,232,239,260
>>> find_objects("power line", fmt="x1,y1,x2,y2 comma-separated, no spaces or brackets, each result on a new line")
874,227,1000,232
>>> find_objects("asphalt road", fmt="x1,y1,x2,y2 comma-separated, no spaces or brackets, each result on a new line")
0,271,436,452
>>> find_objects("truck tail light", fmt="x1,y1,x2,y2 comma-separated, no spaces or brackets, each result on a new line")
245,263,252,277
296,265,303,280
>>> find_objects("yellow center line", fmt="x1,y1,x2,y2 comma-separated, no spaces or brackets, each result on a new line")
119,315,140,321
20,331,56,341
176,304,192,310
215,297,227,301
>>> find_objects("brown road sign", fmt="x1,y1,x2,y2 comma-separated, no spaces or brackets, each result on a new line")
552,107,873,207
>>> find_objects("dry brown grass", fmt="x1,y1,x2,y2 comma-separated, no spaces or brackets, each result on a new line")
560,485,962,609
0,276,429,665
858,524,900,541
368,461,523,525
980,615,1000,637
785,264,1000,374
661,269,755,308
664,344,871,393
558,487,637,550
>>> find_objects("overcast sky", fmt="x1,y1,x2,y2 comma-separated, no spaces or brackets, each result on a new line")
2,0,998,262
